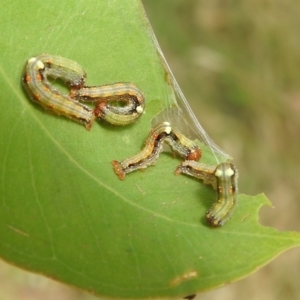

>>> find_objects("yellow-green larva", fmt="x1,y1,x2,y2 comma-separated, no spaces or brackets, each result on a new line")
22,54,95,129
175,160,238,226
22,54,145,128
71,82,145,126
112,122,201,180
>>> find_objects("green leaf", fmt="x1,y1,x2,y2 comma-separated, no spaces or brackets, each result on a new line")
1,0,299,299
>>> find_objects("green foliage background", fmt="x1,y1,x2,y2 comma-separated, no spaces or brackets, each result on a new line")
0,0,300,299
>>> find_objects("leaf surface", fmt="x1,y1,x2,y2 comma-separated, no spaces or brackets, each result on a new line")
0,0,299,298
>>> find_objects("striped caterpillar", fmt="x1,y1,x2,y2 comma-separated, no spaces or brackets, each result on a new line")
175,160,238,226
22,54,145,129
112,122,202,180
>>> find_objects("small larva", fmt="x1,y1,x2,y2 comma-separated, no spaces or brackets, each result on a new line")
71,82,145,126
22,54,145,128
175,160,238,226
112,122,201,180
22,54,95,129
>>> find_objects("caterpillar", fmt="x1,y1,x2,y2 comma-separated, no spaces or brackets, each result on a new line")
22,54,95,129
112,122,202,180
70,82,144,126
22,54,145,129
175,160,238,226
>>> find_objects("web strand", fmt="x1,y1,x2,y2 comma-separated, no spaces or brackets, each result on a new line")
148,27,232,164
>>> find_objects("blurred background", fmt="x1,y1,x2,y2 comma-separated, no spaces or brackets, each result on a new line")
1,0,300,299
